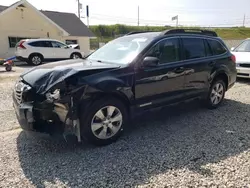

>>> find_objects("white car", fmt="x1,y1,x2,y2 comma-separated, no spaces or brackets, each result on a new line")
15,39,84,65
231,38,250,78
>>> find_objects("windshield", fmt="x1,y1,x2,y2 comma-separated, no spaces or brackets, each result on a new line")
234,40,250,52
87,35,154,64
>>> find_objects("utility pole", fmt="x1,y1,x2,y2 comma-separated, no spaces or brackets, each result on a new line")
86,5,89,28
77,0,80,18
137,6,140,26
243,14,246,27
176,15,178,27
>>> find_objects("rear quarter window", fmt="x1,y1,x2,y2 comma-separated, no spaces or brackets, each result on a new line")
207,39,227,55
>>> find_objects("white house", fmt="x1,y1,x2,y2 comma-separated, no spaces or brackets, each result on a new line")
0,0,95,58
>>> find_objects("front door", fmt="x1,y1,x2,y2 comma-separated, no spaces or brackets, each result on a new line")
135,37,186,110
51,41,71,59
39,41,54,59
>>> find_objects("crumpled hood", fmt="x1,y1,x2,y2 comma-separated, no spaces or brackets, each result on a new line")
21,59,120,94
231,52,250,63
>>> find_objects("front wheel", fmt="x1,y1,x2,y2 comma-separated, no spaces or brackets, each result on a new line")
205,79,226,109
80,98,128,146
70,53,82,59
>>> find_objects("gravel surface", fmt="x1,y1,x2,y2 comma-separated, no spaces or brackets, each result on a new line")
0,78,250,187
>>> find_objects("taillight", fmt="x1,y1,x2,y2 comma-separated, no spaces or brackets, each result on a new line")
18,41,26,49
231,54,236,63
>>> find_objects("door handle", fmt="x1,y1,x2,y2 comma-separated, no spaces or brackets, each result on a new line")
174,67,185,73
209,61,216,66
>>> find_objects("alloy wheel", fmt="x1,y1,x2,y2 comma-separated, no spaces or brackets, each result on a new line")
91,106,123,140
32,56,41,65
72,54,80,59
210,82,224,105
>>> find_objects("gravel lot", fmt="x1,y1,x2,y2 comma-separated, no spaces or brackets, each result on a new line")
0,70,250,187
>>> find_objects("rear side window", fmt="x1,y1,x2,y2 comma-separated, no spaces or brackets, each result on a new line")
29,41,43,47
35,41,53,48
207,39,227,55
182,38,206,60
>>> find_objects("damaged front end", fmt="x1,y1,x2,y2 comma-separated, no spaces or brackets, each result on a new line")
13,75,87,142
13,59,122,141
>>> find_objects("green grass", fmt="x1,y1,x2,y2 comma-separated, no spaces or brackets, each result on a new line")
90,26,250,49
214,28,250,39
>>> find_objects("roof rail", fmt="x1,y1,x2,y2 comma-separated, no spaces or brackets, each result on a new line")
161,29,218,37
125,31,153,36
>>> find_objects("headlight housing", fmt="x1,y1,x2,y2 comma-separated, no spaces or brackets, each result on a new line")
46,89,60,101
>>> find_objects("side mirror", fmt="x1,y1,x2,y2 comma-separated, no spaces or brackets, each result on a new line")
231,47,235,51
143,56,159,67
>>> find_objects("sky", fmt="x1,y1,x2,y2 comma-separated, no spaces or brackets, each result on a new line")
0,0,249,27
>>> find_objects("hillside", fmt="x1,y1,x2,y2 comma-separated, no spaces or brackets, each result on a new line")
89,25,250,49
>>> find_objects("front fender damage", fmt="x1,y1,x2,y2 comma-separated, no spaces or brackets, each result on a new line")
46,87,85,142
32,70,100,142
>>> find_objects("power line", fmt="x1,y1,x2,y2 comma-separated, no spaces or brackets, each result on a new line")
90,15,247,26
90,12,249,23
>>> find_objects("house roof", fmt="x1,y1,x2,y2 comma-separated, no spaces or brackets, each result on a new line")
41,11,94,37
0,5,7,12
0,3,95,37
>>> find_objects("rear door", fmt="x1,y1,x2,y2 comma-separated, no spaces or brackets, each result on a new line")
28,40,54,59
180,37,215,98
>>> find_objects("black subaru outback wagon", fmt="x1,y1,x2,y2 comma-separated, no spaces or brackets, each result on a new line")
13,29,237,146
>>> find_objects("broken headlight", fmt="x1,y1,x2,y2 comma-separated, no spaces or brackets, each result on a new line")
46,89,60,101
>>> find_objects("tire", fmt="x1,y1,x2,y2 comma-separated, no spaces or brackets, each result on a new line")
28,54,43,66
204,79,226,109
80,97,128,146
70,53,82,59
5,65,12,72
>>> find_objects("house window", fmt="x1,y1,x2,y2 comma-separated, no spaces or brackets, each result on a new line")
8,37,31,48
65,39,78,45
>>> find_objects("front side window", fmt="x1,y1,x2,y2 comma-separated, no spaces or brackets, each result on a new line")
147,38,180,64
87,35,154,64
51,41,67,48
207,39,227,55
182,38,206,60
65,40,78,45
234,40,250,52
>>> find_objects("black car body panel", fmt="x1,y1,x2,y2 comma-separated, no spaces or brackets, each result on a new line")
20,59,122,95
12,29,237,141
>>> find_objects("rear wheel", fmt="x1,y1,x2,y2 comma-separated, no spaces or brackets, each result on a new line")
80,98,128,146
205,79,226,109
28,54,43,66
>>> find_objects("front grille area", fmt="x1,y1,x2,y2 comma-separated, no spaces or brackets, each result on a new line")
14,81,30,104
239,63,250,68
15,89,22,104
